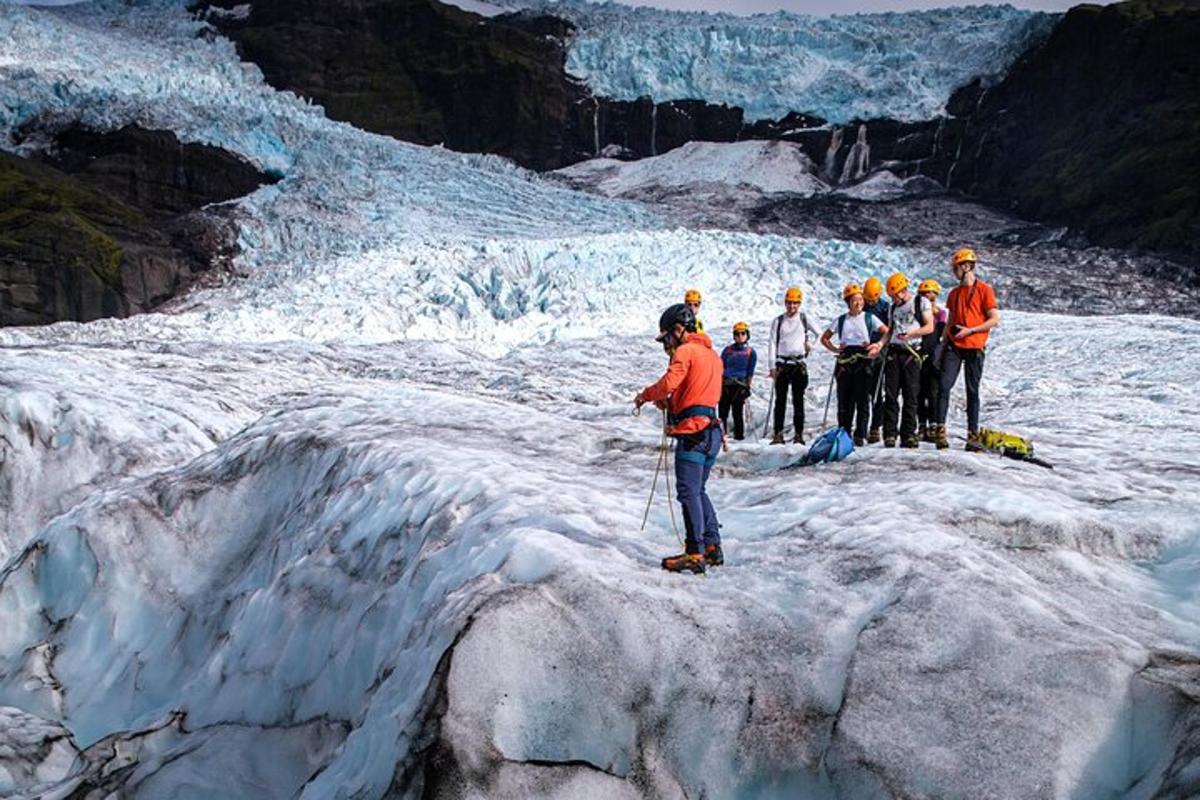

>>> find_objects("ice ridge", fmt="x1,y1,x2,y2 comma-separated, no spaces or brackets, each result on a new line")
496,0,1056,123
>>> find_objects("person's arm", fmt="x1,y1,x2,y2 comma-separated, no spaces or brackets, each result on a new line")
955,308,1000,339
748,348,757,385
805,313,820,355
767,318,779,378
636,350,688,407
953,293,1000,340
906,298,934,340
820,329,838,354
869,320,889,358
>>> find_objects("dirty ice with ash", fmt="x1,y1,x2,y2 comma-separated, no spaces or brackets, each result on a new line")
2,1,1200,799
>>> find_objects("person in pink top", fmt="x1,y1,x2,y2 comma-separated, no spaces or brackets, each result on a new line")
916,278,948,442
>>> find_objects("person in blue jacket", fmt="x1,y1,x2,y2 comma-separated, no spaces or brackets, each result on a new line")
719,321,757,440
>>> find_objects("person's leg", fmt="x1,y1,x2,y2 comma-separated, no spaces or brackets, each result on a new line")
869,361,884,441
937,347,963,424
836,364,853,433
965,350,986,434
900,354,921,441
698,426,722,549
731,392,745,439
674,446,706,554
772,367,789,437
917,361,931,428
853,362,872,442
791,362,808,441
883,352,900,443
934,347,963,450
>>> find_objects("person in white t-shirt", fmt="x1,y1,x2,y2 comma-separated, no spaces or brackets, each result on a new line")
767,286,822,445
878,272,934,448
820,283,887,445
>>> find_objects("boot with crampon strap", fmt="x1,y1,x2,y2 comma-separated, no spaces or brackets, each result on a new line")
662,551,707,574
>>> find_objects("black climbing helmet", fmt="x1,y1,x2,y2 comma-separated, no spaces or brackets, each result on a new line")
656,303,697,341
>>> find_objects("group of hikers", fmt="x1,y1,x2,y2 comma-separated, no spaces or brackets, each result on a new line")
633,247,1000,573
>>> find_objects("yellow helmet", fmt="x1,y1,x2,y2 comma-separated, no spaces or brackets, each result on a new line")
863,276,883,303
951,247,977,267
842,282,863,300
918,278,942,295
684,288,702,304
885,272,909,297
784,286,803,304
732,321,750,337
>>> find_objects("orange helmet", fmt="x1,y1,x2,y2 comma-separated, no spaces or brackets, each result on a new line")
951,247,977,267
885,272,909,297
842,282,863,300
863,276,883,303
684,288,702,304
732,321,750,338
784,286,803,304
918,278,942,295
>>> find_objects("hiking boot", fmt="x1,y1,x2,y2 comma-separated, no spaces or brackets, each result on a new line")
704,544,724,567
853,436,866,447
933,424,949,450
770,432,785,445
965,431,984,452
902,435,920,449
884,435,896,448
733,434,745,441
919,424,933,443
662,552,707,574
792,433,805,445
867,428,881,444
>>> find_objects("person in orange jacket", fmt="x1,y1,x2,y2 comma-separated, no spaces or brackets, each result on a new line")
635,303,725,574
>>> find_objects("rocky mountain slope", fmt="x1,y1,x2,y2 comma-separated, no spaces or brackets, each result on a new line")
1,126,271,326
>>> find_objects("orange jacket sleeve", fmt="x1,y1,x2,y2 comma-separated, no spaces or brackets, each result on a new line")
642,348,690,404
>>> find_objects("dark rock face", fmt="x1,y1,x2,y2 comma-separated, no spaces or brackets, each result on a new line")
195,0,579,171
46,126,274,216
944,0,1200,259
567,96,745,160
1,126,273,327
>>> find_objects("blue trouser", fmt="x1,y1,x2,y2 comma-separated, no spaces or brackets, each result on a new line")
674,424,722,553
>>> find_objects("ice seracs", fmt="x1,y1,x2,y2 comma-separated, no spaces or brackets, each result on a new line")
491,0,1056,123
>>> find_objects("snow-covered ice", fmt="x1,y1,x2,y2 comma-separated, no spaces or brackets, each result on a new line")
492,0,1056,123
1,2,1199,798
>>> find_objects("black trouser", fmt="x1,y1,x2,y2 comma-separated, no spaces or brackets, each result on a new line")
918,355,941,428
868,360,885,432
719,379,750,440
883,347,922,439
937,346,985,432
773,360,808,436
835,351,872,441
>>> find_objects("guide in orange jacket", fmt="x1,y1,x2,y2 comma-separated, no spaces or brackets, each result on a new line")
635,303,725,574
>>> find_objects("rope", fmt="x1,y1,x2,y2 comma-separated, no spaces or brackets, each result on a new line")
639,408,685,549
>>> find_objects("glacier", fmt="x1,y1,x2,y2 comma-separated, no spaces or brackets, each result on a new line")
490,0,1057,123
1,2,1200,799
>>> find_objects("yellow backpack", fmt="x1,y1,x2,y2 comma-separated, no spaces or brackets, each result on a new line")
977,428,1033,457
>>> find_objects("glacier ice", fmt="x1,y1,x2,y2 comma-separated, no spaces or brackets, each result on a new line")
493,0,1057,123
0,2,1199,799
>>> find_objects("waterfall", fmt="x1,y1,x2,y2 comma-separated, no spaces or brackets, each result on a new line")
593,97,600,157
838,124,870,184
650,103,658,157
823,126,844,180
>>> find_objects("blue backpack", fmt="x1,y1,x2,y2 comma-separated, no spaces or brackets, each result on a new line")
797,427,855,466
